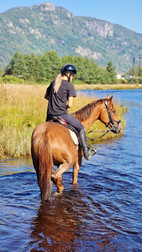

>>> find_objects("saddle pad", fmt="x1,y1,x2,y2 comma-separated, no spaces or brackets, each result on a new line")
69,129,79,145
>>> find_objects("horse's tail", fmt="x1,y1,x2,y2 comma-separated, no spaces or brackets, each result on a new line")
38,133,53,201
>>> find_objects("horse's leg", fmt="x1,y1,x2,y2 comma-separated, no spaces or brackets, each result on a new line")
52,174,64,193
51,162,73,192
72,148,82,184
72,162,80,185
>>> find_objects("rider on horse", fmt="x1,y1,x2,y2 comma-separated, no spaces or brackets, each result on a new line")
44,64,96,160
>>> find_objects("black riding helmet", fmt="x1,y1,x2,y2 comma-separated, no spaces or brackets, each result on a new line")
61,64,77,82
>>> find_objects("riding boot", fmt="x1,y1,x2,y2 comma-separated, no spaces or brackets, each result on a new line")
79,129,97,160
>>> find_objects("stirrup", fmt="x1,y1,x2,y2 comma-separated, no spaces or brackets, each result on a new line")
84,146,97,160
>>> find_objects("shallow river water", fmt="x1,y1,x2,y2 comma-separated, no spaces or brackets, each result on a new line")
0,89,142,251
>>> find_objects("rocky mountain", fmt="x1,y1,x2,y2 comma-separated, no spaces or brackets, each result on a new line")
0,2,142,72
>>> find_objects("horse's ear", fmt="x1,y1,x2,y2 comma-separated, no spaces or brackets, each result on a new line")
107,95,113,102
110,95,113,102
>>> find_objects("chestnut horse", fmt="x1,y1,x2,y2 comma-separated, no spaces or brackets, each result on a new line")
31,95,122,200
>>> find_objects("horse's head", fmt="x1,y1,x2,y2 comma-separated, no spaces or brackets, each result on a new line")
100,94,122,134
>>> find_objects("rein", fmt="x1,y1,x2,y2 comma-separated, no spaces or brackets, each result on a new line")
87,99,121,142
86,128,111,141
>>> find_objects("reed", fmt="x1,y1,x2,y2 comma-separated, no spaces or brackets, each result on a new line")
0,84,127,158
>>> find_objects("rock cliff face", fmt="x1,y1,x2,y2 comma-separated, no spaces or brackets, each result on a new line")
83,19,114,38
0,2,142,71
75,46,102,60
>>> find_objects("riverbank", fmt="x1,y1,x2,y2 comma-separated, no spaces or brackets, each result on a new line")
74,83,142,90
1,82,142,90
0,84,127,158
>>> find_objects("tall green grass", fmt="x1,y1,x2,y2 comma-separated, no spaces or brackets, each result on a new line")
0,84,127,158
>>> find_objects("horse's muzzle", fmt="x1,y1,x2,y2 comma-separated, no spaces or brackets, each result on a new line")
111,123,122,134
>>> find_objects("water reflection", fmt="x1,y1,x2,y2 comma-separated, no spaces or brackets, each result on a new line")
0,158,34,176
29,188,118,251
30,194,82,251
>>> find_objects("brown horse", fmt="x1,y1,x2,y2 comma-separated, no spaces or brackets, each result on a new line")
31,95,122,200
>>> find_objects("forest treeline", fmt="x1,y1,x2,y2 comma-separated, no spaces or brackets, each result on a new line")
2,51,117,84
2,50,142,84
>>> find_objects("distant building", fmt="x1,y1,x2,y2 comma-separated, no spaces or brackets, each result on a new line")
116,73,125,79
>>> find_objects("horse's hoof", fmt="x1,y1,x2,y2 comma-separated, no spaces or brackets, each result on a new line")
54,191,63,197
59,186,64,192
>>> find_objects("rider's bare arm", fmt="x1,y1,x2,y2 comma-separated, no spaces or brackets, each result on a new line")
67,96,73,109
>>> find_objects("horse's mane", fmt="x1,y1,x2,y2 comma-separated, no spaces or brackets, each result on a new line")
72,98,104,121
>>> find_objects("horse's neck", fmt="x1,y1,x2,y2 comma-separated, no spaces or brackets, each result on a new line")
73,100,103,130
81,104,102,129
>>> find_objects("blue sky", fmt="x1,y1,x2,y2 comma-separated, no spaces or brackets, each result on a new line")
0,0,142,34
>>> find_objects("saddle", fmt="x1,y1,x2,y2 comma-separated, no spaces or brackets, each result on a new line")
48,116,79,145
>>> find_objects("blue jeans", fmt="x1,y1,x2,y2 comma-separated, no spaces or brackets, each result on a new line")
61,113,84,132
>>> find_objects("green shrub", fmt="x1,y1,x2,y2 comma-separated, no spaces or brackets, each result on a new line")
2,75,24,84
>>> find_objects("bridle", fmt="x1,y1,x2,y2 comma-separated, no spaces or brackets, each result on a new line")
87,99,121,141
104,99,121,129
